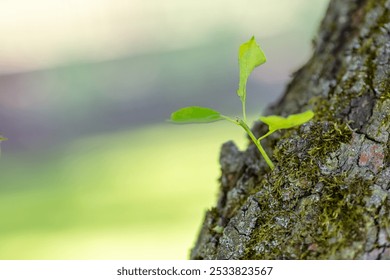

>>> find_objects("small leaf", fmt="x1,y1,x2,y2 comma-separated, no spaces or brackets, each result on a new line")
237,36,266,102
170,106,223,123
259,110,314,132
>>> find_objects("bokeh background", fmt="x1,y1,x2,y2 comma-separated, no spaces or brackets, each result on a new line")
0,0,329,259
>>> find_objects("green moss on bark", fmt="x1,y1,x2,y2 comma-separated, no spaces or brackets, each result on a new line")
242,121,389,259
191,0,390,260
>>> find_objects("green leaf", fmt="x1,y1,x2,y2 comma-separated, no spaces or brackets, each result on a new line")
170,106,223,123
259,110,314,132
237,36,266,102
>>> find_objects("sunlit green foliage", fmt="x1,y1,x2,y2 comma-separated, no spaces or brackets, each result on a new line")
237,36,266,104
170,37,314,170
170,106,223,123
258,110,314,140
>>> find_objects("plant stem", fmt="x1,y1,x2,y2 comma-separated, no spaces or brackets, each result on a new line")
238,119,275,170
221,115,239,125
242,100,247,123
258,130,274,141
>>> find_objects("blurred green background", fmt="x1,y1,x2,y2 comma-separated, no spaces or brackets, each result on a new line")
0,0,329,259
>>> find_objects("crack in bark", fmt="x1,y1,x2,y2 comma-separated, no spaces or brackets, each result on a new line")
356,131,385,144
232,225,250,238
378,245,390,260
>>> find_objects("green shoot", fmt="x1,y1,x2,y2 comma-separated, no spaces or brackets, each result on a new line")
237,119,275,170
170,106,223,123
237,36,266,123
258,110,314,141
169,37,314,170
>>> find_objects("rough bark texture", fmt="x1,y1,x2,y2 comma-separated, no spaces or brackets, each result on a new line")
191,0,390,259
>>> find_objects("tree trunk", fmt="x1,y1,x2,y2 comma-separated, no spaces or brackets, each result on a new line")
191,0,390,260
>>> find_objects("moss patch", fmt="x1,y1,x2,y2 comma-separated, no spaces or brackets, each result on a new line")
241,121,386,259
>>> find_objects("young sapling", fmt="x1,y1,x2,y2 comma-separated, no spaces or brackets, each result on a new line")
170,36,314,170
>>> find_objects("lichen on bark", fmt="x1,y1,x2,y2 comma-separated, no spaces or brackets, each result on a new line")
191,0,390,259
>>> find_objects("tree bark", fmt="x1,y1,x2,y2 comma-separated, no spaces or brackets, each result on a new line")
191,0,390,259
